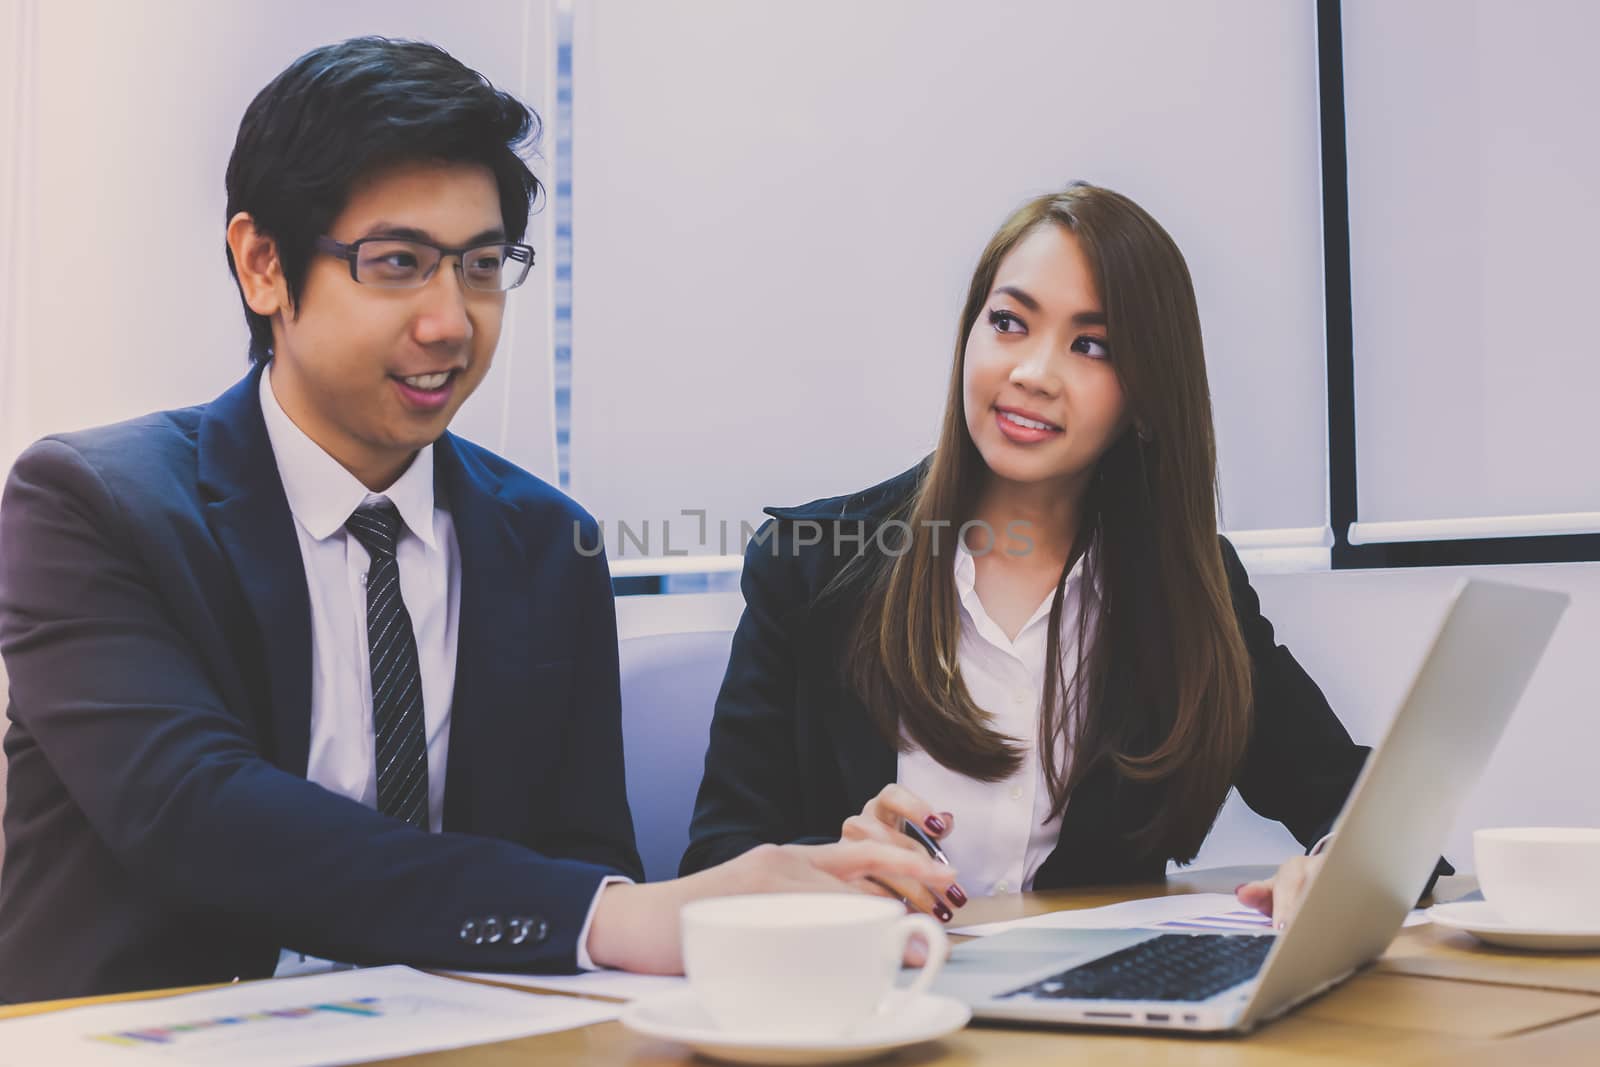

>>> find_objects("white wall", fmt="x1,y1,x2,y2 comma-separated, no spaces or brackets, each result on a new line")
1,0,557,479
1,0,35,472
1188,561,1600,872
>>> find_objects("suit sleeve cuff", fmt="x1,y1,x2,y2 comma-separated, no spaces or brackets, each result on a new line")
574,875,633,971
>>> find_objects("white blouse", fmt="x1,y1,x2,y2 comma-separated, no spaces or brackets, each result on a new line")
896,541,1093,896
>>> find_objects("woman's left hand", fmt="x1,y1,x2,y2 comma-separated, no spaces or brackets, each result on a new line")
1235,853,1326,930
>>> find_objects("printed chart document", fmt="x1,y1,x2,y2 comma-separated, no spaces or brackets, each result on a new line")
0,966,620,1066
951,892,1429,937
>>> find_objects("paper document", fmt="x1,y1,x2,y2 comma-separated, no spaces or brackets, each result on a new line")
952,892,1430,937
0,965,620,1066
448,969,688,1002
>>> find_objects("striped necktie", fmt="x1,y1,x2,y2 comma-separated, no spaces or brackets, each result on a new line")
345,501,430,830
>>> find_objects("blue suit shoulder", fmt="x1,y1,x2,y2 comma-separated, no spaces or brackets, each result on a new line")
21,405,203,474
440,432,602,547
8,405,208,517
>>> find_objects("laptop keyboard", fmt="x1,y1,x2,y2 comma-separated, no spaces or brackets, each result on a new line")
998,933,1275,1003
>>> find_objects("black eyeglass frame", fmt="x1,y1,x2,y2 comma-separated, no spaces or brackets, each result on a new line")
313,235,535,291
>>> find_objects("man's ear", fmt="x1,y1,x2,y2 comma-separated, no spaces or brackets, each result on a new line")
226,212,288,318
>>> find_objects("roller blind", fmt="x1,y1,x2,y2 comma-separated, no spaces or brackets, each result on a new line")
1344,0,1600,543
568,0,1331,567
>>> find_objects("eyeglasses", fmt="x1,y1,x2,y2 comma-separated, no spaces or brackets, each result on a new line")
314,235,535,292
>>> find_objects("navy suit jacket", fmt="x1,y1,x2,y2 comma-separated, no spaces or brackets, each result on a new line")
682,462,1452,891
0,364,642,1002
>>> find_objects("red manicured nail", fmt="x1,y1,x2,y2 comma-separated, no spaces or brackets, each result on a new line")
947,885,969,908
934,902,953,922
924,814,948,835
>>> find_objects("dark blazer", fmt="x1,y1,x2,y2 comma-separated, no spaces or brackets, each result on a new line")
0,363,642,1002
683,462,1449,890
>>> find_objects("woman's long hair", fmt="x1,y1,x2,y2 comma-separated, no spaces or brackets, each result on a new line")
838,182,1252,862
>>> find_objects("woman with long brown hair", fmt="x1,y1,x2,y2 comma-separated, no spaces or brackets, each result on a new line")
682,182,1440,928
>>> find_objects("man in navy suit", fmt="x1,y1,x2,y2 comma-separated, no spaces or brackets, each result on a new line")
0,37,951,1002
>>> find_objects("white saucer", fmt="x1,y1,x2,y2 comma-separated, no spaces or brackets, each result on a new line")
620,989,971,1065
1427,900,1600,951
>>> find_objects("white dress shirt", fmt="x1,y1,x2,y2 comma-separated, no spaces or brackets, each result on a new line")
896,541,1092,896
259,370,613,971
259,368,458,834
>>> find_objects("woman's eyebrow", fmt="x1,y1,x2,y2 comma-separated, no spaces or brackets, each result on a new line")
994,284,1106,328
993,284,1041,311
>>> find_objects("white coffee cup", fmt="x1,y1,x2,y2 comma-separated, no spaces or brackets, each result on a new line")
681,893,949,1038
1474,827,1600,929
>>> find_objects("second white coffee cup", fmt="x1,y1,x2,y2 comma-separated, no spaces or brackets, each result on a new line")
681,893,949,1038
1474,827,1600,929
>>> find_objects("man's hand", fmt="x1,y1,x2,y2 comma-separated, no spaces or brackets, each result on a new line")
585,840,960,974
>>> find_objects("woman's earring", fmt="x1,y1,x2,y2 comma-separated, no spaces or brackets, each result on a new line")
1135,424,1152,443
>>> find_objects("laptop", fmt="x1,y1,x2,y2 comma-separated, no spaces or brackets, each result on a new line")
928,578,1568,1034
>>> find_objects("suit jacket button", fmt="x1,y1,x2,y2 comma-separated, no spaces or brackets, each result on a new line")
484,916,503,944
459,919,480,944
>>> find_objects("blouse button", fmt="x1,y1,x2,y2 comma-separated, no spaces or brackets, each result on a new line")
995,881,1010,894
1010,786,1024,802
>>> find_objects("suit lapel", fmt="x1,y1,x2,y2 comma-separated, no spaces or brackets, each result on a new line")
434,434,529,833
197,364,314,776
195,374,532,818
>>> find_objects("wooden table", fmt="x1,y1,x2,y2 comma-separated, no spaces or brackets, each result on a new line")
5,866,1599,1065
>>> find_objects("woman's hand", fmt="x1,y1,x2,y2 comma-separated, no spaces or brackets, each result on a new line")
585,839,960,974
1236,853,1326,930
840,784,968,922
729,839,961,896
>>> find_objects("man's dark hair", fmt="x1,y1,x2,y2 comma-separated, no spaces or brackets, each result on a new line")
224,36,542,363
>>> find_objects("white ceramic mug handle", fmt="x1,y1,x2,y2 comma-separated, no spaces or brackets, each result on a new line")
881,912,949,1010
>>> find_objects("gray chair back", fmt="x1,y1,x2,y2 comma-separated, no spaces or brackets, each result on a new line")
615,592,743,882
